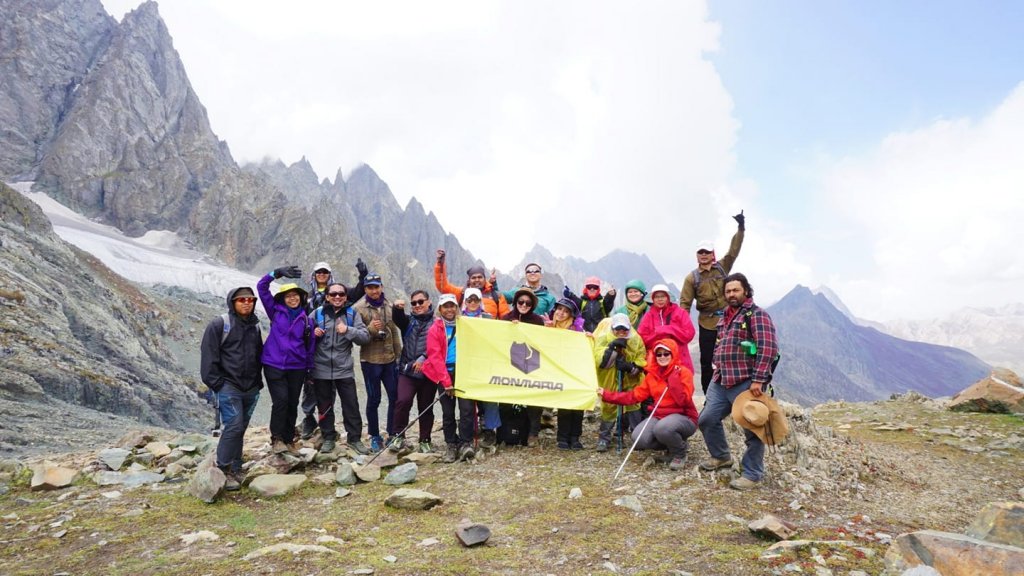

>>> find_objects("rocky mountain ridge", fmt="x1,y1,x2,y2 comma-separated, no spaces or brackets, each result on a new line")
0,181,208,442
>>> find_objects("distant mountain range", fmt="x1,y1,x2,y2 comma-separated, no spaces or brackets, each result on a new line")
769,286,990,405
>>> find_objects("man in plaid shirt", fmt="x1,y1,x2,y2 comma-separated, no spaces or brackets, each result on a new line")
697,272,779,490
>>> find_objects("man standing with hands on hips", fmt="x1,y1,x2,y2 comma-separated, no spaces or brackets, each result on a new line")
697,272,779,491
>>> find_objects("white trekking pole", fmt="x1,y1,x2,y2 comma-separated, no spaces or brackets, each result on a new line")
612,386,670,481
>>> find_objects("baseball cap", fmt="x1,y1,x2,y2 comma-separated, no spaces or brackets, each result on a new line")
696,240,715,252
364,273,383,286
438,294,458,307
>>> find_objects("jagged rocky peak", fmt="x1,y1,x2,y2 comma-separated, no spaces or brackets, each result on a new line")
35,0,229,234
0,0,116,179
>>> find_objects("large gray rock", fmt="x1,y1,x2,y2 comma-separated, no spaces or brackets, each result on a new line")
884,530,1024,575
966,501,1024,548
949,369,1024,414
455,521,491,547
188,464,225,503
248,474,307,498
30,462,77,491
383,463,417,486
384,488,443,511
335,461,357,486
352,463,381,483
98,448,131,471
91,470,164,487
748,514,798,541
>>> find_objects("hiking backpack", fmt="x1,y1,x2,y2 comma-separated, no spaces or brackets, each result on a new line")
691,262,727,293
219,313,262,345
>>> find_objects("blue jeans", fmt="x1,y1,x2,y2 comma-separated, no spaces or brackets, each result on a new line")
479,402,501,431
697,379,765,481
215,385,260,472
361,361,398,439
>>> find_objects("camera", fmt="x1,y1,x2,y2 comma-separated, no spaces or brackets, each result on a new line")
375,330,389,341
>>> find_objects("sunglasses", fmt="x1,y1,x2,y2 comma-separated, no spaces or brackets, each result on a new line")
517,299,532,306
315,270,330,274
655,351,672,358
525,268,541,274
365,274,382,283
612,326,630,332
410,299,427,306
234,297,256,304
327,292,346,297
585,285,599,290
696,250,713,255
466,296,481,302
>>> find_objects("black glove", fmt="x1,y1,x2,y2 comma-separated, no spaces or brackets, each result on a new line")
563,285,573,298
600,346,617,370
615,355,632,373
273,265,302,279
355,258,368,278
611,337,629,350
733,209,745,231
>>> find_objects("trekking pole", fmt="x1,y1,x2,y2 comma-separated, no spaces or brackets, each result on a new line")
362,391,446,467
616,370,623,453
612,385,669,481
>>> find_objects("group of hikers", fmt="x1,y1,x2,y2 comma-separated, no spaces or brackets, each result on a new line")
200,210,785,492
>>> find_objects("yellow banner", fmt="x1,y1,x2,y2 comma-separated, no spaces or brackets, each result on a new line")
454,316,598,410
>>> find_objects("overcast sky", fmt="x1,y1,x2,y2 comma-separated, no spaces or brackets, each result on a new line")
99,0,1024,321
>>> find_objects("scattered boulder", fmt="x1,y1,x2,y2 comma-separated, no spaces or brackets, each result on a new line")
335,461,357,486
401,452,439,465
748,514,798,541
144,442,172,459
384,463,417,485
966,501,1024,548
30,462,77,491
369,451,399,468
97,448,131,471
180,530,220,545
133,452,155,467
116,430,153,449
612,495,643,514
242,543,337,560
335,487,352,498
949,369,1024,414
248,474,307,497
353,463,381,483
92,470,164,487
884,530,1024,574
384,488,442,511
188,458,225,503
312,472,336,486
267,453,304,474
568,487,582,499
455,520,491,547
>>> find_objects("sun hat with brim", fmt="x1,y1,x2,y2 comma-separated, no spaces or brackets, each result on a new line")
513,287,538,310
610,313,631,330
464,287,483,302
731,390,789,446
438,294,459,308
649,283,671,298
274,283,308,304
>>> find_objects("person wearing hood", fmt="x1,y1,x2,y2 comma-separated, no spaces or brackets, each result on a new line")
638,284,696,373
354,272,403,452
434,248,509,318
614,279,650,329
200,286,263,491
564,276,617,333
599,339,698,470
422,294,477,463
300,258,369,439
492,263,557,316
460,287,492,319
592,313,647,452
549,297,586,450
501,288,547,446
257,266,316,455
680,211,745,394
389,290,440,455
310,282,371,455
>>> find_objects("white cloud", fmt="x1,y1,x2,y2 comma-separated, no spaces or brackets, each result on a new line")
819,82,1024,320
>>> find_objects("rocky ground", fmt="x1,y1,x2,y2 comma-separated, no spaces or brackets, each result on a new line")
0,393,1021,575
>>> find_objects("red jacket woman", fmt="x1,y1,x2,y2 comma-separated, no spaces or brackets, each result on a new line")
637,284,695,372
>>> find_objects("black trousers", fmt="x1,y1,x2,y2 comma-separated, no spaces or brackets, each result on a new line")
556,409,583,441
313,377,362,443
437,368,475,445
393,374,437,442
264,366,306,443
699,325,717,394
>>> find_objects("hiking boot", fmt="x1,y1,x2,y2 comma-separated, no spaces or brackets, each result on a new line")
595,439,609,452
223,473,241,492
288,441,303,455
442,444,459,463
729,476,759,491
271,439,289,454
458,443,475,462
347,440,370,455
320,439,336,454
557,439,570,450
570,437,584,450
418,441,434,454
387,436,407,453
699,456,734,471
369,436,384,452
301,415,318,440
654,452,673,464
480,429,497,449
669,456,686,471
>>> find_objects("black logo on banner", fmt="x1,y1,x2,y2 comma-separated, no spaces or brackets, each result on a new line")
509,342,540,374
